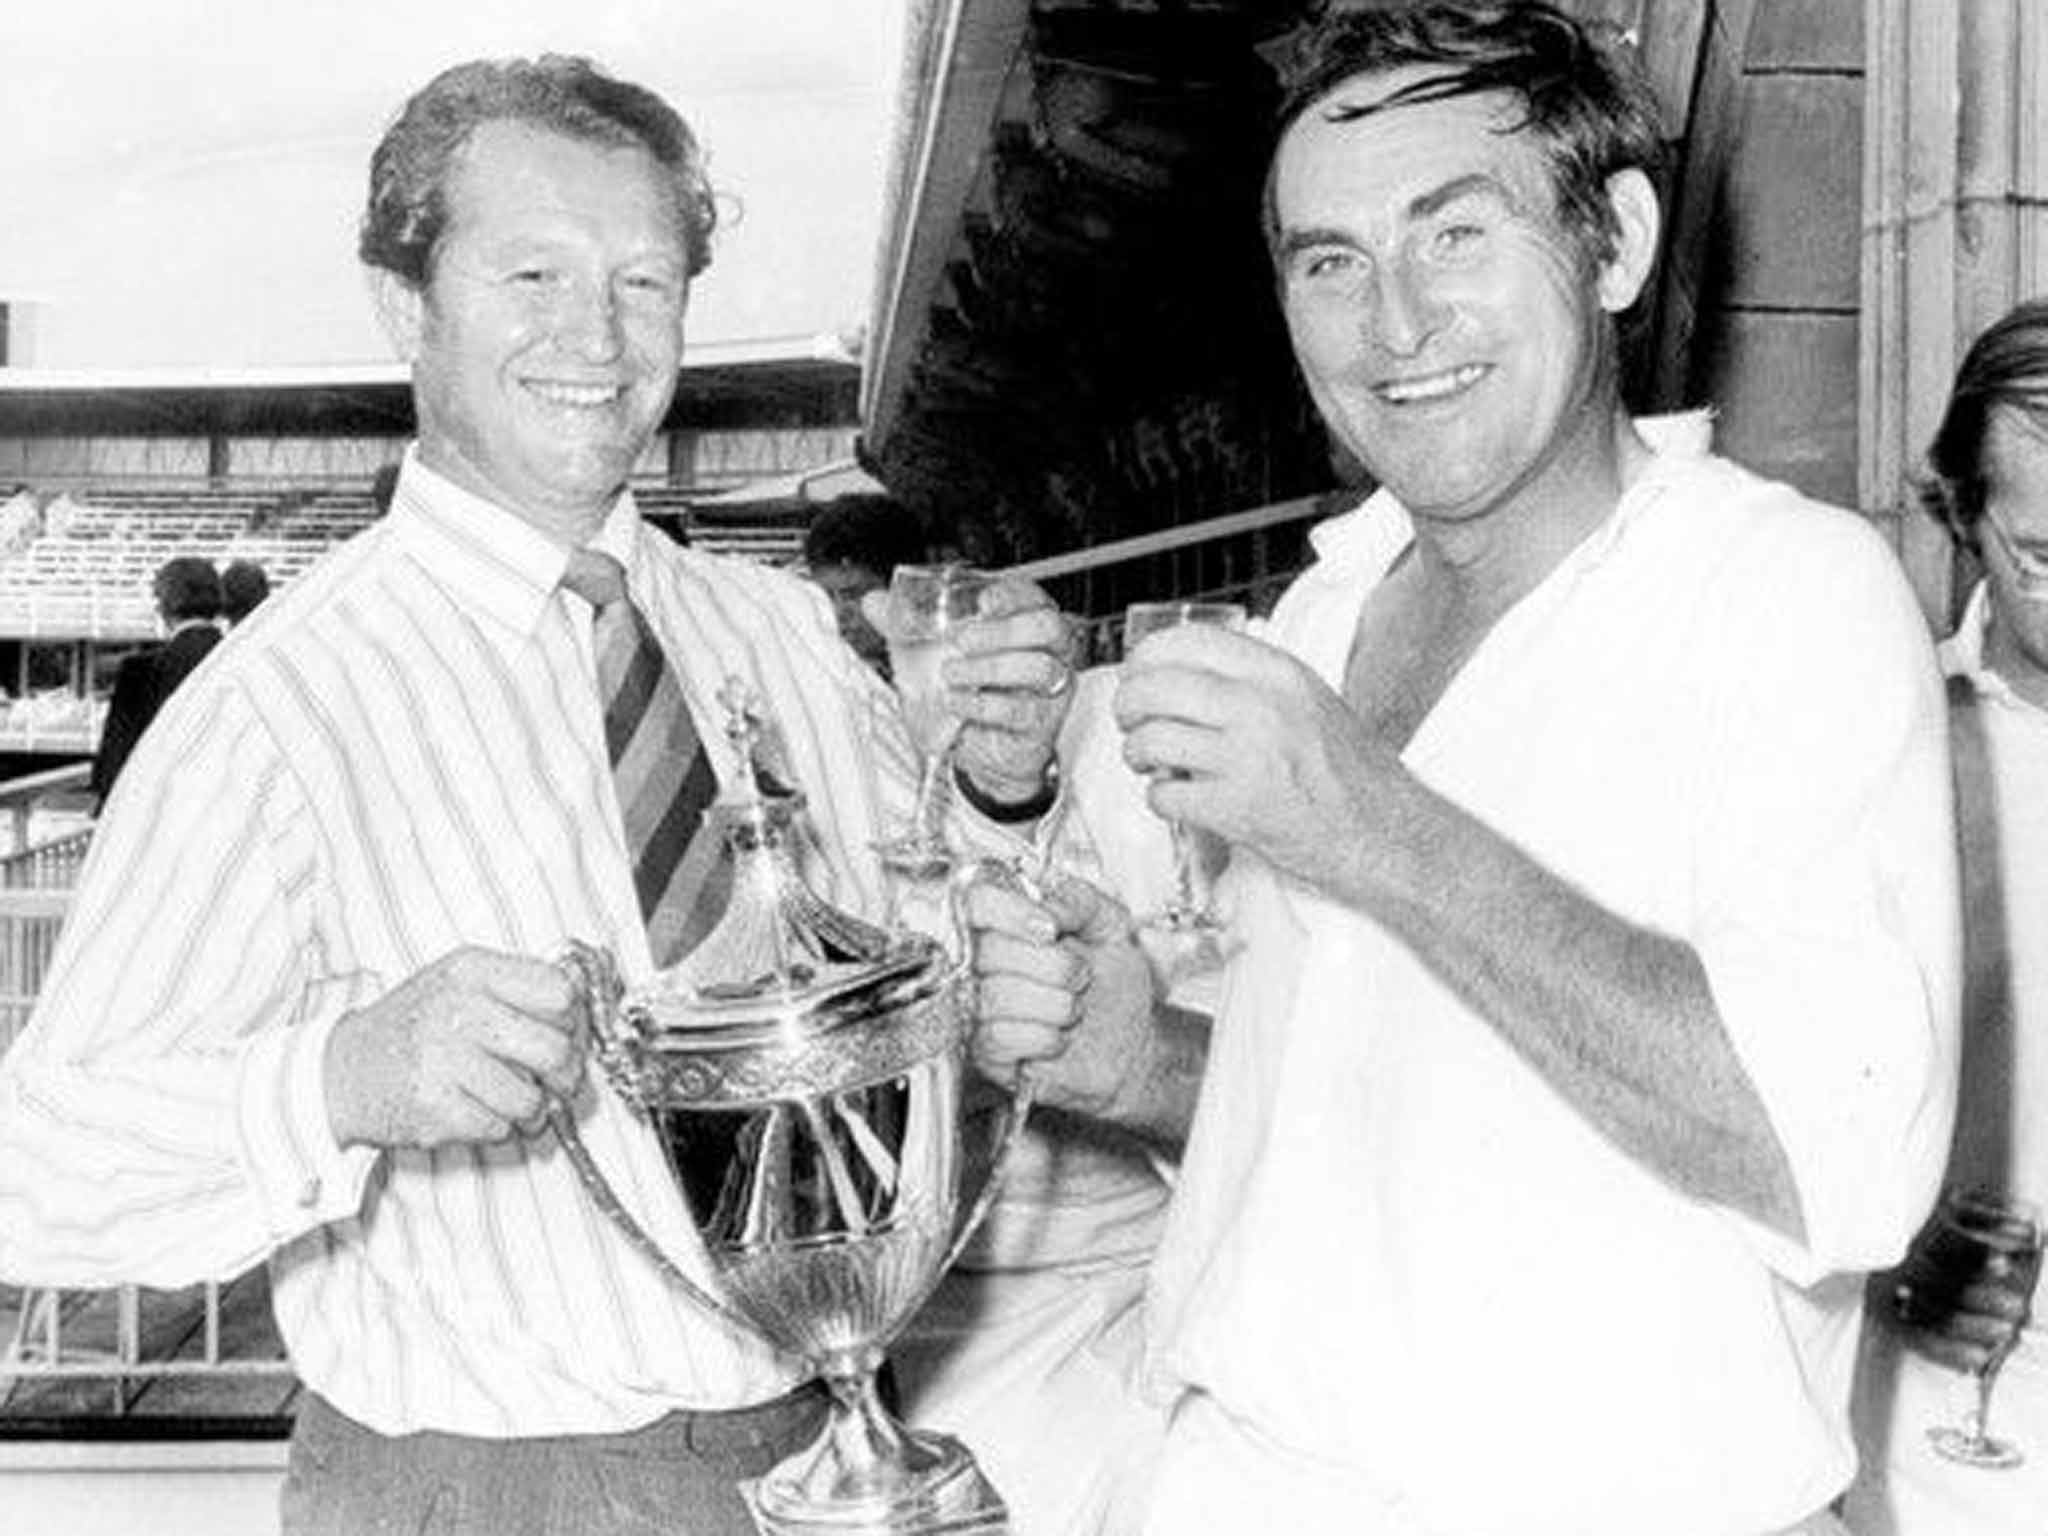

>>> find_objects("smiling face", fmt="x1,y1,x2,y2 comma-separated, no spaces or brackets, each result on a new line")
378,119,691,544
1978,408,2048,688
1271,69,1655,529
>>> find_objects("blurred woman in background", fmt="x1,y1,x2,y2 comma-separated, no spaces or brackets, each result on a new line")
1849,297,2048,1536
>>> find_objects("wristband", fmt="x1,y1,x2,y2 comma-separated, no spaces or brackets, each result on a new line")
953,760,1060,824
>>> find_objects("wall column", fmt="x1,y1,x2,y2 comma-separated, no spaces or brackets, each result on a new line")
1862,0,2048,626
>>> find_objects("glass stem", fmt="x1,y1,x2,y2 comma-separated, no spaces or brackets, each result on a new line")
1168,820,1198,918
913,745,950,842
1973,1367,1999,1446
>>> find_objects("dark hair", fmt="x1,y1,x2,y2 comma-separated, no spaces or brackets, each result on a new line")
153,556,223,624
220,559,271,623
801,494,930,579
360,54,719,287
370,462,402,514
1922,299,2048,554
1263,0,1666,266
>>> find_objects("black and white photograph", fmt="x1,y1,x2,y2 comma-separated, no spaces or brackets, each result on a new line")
0,4,2043,1535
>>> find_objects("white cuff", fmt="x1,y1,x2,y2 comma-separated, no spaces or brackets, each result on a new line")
237,971,386,1239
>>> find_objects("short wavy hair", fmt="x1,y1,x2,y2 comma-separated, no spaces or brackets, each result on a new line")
802,494,931,579
220,559,270,623
153,556,223,624
1263,0,1666,267
1923,298,2048,555
359,55,718,287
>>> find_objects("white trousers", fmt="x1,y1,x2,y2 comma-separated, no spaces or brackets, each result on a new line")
1132,1391,1851,1536
1132,1392,1429,1536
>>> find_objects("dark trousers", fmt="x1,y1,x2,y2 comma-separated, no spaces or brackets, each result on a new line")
281,1384,828,1536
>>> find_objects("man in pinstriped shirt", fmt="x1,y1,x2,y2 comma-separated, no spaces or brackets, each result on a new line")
0,56,1075,1535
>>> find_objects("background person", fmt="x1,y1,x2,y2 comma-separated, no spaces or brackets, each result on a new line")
220,557,271,625
88,553,223,810
0,55,1073,1536
799,490,933,678
969,6,1958,1533
1846,296,2048,1536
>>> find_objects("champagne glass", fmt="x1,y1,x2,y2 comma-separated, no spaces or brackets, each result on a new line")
876,563,992,878
1914,1189,2046,1468
1121,599,1248,934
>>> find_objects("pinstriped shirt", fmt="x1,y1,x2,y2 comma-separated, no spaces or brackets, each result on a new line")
0,455,964,1436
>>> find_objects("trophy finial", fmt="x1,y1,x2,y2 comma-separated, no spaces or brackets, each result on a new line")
661,672,894,1000
717,674,764,802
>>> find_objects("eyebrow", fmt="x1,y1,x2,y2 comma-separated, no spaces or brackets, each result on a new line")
1274,172,1517,263
1409,172,1517,222
1273,225,1356,263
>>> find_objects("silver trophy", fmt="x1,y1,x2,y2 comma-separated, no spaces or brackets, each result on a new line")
550,679,1031,1534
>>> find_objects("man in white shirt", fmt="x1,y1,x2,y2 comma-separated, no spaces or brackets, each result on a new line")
0,55,1072,1536
967,5,1959,1532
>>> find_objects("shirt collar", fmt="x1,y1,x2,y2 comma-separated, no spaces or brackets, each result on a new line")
1939,579,2047,717
1941,581,1992,681
1304,409,1719,587
1937,581,2048,731
387,448,645,640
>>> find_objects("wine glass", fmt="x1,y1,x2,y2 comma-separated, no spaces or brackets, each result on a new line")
1121,599,1248,935
876,563,992,877
1913,1188,2046,1468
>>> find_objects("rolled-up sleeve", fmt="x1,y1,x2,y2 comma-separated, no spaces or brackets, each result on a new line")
1691,517,1961,1285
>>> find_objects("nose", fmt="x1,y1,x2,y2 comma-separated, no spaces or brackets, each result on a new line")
557,278,625,363
1370,255,1446,358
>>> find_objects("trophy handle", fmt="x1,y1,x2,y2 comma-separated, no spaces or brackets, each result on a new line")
935,859,1039,1279
545,941,758,1336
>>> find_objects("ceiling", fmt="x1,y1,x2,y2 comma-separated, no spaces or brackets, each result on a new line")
865,0,1333,567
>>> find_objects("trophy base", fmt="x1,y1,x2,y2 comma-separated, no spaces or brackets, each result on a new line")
741,1428,1010,1535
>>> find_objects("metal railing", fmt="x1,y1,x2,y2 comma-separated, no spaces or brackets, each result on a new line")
0,886,66,1059
1,830,91,892
2,1279,291,1421
1003,490,1335,662
0,824,294,1425
0,763,91,857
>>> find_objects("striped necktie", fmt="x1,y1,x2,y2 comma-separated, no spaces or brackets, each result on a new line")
563,549,728,967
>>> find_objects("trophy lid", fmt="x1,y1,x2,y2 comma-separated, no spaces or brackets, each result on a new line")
626,677,954,1049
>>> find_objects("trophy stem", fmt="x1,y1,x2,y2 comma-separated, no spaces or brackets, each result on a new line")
747,1347,1009,1534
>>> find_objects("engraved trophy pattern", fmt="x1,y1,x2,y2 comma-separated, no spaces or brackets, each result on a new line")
549,678,1031,1534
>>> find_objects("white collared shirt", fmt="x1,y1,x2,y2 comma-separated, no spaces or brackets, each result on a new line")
1844,585,2048,1536
0,453,963,1436
1143,427,1960,1534
1934,584,2048,1211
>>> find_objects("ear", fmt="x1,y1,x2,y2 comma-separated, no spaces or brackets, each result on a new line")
369,269,426,363
1595,167,1661,314
670,282,693,351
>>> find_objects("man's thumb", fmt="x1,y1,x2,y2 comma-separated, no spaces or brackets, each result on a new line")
1046,874,1130,944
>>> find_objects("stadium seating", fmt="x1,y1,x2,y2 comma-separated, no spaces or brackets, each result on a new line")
0,480,812,752
0,486,381,643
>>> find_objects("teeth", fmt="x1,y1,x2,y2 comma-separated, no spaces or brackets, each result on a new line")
1377,364,1486,404
527,381,621,407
